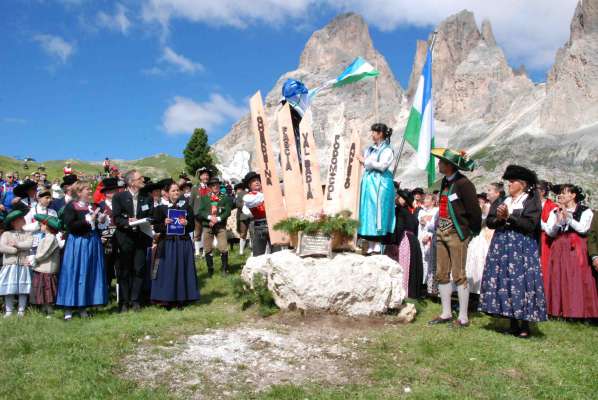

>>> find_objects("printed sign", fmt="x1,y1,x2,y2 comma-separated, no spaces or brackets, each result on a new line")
297,232,332,258
167,209,186,236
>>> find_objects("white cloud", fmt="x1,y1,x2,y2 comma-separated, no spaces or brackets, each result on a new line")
97,3,131,34
33,34,75,64
142,66,165,76
141,0,579,71
162,94,247,135
161,46,204,74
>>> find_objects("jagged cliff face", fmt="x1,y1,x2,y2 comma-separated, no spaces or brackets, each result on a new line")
214,1,598,200
213,13,403,173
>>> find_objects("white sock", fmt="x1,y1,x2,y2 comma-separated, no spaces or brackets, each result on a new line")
194,240,201,255
64,310,73,320
239,239,246,255
4,295,15,314
438,283,453,319
457,284,470,323
17,294,28,313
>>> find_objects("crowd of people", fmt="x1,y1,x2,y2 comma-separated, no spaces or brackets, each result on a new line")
0,161,269,319
1,133,597,337
356,123,598,338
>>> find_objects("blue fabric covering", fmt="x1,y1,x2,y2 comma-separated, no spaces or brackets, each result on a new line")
151,239,200,303
479,229,547,322
56,232,108,307
357,145,396,238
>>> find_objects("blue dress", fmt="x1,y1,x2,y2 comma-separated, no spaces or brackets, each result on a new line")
358,142,396,238
150,202,200,304
479,194,547,322
56,201,108,308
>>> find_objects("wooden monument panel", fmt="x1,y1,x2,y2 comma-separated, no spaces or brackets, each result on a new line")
249,91,289,245
323,132,346,216
341,127,362,220
276,103,305,217
298,110,324,216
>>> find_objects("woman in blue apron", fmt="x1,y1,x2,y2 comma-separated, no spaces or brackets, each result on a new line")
357,123,396,254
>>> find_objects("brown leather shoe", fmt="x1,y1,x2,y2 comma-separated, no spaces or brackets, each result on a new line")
428,316,453,325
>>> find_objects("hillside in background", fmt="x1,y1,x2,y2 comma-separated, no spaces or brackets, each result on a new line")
0,153,185,181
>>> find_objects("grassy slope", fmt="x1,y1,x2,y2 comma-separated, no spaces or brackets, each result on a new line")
0,154,185,181
1,252,596,400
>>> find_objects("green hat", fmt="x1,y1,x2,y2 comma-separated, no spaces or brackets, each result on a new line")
34,214,62,230
4,210,25,229
431,148,477,172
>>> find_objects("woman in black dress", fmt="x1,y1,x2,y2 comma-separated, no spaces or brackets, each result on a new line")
151,181,200,308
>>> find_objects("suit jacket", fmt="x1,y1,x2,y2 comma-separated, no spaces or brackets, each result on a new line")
439,172,482,240
486,193,541,240
112,190,154,247
50,197,66,214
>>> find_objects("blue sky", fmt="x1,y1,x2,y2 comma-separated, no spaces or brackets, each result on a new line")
0,0,578,162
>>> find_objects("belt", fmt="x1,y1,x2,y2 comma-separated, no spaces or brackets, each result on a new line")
438,218,454,233
253,219,268,227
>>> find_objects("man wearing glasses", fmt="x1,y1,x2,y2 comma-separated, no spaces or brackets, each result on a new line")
112,170,154,312
0,172,18,212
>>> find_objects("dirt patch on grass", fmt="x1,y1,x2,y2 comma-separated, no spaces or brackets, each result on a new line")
124,312,384,398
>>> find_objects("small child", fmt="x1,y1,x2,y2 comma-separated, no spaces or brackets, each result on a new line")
418,194,439,296
28,215,62,317
0,210,33,317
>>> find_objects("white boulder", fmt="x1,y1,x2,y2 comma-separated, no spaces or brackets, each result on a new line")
241,250,406,317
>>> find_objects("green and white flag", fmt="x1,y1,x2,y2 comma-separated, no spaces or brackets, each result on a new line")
404,49,435,187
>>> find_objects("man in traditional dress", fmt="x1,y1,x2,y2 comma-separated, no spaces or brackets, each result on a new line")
190,167,212,256
198,177,232,276
428,148,481,327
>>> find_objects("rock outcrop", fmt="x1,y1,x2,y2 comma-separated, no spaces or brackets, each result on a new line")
541,0,598,133
241,251,406,316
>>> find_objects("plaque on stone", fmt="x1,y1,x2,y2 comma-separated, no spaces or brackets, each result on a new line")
297,232,332,258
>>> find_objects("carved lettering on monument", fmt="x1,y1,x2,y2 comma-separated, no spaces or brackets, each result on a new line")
344,142,356,189
257,116,273,185
326,134,341,201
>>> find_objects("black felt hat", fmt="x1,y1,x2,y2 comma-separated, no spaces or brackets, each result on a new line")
14,180,37,198
157,178,175,191
207,177,221,186
502,165,538,186
397,189,414,206
100,178,120,193
60,174,78,188
242,172,260,188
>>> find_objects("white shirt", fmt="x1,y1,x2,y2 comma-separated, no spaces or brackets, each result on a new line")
23,205,58,232
363,142,394,172
545,206,593,237
128,189,139,218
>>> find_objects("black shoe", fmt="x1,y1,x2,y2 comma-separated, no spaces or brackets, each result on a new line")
428,316,453,325
206,253,214,277
131,302,141,312
119,304,129,313
221,252,229,275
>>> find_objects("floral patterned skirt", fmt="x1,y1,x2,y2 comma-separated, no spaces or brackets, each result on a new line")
479,229,547,322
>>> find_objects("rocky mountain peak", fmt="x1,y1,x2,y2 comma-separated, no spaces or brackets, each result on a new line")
571,0,598,41
481,19,496,46
299,12,374,73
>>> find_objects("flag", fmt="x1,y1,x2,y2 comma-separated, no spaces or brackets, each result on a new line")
332,56,379,87
404,49,435,187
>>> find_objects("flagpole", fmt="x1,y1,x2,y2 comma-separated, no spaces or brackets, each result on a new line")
393,31,438,177
374,53,379,122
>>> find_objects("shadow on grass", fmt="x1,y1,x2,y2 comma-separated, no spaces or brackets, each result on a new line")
480,317,547,339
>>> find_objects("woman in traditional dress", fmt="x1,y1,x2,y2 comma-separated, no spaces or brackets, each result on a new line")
538,180,558,290
479,165,547,338
56,181,108,320
384,188,425,299
151,181,199,308
357,123,396,254
465,194,494,295
545,184,597,319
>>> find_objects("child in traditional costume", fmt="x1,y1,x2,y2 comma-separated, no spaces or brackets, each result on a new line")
545,184,597,319
479,165,547,338
151,181,199,307
29,215,62,316
356,123,396,254
0,210,33,317
242,172,274,257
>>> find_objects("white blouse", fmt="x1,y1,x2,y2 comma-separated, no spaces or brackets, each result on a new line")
545,206,593,237
363,143,394,172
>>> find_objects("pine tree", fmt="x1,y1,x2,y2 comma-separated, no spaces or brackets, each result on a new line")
183,128,215,176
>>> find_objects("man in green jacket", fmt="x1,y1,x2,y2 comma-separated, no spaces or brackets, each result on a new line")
198,177,232,276
428,148,481,328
